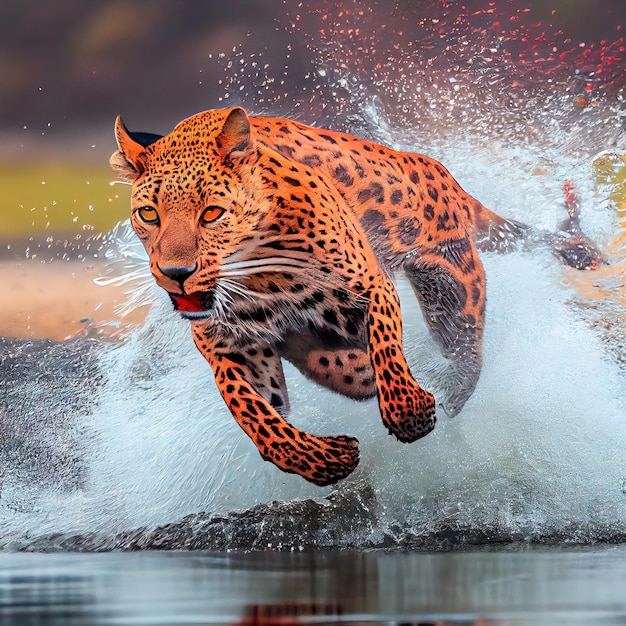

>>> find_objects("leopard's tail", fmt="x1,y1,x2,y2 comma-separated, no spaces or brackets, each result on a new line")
471,184,606,270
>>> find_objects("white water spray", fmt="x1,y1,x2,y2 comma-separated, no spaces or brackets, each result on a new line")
1,2,624,547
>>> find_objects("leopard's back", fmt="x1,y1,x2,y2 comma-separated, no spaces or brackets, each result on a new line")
254,117,485,249
253,117,488,415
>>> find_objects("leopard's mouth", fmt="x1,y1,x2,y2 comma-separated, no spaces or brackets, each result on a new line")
170,291,214,320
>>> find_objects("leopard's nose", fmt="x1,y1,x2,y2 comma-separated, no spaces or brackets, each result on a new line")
156,263,197,291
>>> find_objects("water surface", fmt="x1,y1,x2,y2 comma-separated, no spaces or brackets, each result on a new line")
2,547,626,625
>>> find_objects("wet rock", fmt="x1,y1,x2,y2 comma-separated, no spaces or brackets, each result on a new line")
16,482,380,552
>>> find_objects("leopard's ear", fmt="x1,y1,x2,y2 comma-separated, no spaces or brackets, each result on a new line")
110,116,149,183
216,107,252,161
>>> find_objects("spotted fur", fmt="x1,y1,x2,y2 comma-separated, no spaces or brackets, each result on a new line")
110,106,597,485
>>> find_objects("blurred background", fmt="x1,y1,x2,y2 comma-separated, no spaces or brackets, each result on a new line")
0,0,624,338
1,0,305,241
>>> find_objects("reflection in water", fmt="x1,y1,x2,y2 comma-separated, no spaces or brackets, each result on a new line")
2,548,626,625
238,603,500,625
239,603,497,626
238,602,343,625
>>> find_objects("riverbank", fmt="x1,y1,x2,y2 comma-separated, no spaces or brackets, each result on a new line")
1,259,143,340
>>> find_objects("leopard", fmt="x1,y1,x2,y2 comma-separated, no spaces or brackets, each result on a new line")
110,106,603,486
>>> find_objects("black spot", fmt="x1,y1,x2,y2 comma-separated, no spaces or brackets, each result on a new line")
276,144,295,158
437,210,457,232
302,154,322,168
334,164,354,187
472,283,482,308
284,176,302,187
319,356,330,367
301,296,318,309
345,320,359,336
370,182,385,203
397,216,422,247
320,133,338,144
409,170,420,184
240,308,270,324
390,189,403,205
423,203,435,221
333,288,350,302
323,309,339,325
428,185,439,202
351,158,366,178
360,209,389,239
270,393,284,408
225,352,247,366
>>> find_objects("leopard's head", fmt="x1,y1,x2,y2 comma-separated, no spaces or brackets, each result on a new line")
110,107,274,320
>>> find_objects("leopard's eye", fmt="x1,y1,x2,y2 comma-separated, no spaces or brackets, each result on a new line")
135,206,160,225
201,206,225,225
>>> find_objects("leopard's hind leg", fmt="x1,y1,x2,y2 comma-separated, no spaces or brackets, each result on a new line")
403,236,486,417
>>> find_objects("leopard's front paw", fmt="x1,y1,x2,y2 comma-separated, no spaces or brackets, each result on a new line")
380,382,436,443
310,434,360,486
262,432,360,486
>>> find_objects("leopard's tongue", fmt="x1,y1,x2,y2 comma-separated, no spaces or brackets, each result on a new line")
172,293,204,312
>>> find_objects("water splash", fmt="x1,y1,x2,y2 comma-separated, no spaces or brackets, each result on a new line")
1,0,625,550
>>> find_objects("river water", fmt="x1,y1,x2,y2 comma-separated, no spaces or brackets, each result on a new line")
1,546,626,625
1,0,625,623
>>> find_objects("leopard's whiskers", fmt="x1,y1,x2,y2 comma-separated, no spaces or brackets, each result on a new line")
219,256,311,277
